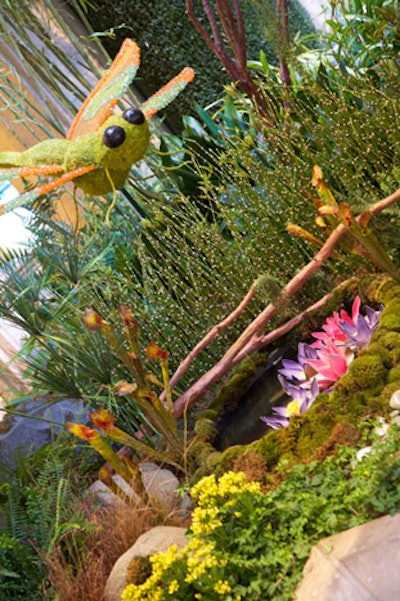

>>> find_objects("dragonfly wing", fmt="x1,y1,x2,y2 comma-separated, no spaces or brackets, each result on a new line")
0,165,95,215
141,67,195,119
0,168,25,183
67,39,141,140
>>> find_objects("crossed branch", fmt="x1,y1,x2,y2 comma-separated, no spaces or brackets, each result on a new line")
169,187,400,418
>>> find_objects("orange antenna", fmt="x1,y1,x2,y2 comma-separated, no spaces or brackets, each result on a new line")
141,67,195,119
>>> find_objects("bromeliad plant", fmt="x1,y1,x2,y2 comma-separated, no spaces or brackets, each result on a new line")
67,306,187,497
289,166,400,284
262,296,384,429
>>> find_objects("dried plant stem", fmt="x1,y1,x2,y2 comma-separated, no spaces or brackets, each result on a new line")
172,187,400,417
276,0,291,112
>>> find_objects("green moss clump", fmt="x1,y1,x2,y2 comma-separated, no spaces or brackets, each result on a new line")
187,438,216,471
377,299,400,331
380,331,400,350
378,382,400,405
348,354,387,390
375,278,400,304
365,341,392,368
194,417,218,439
388,365,400,384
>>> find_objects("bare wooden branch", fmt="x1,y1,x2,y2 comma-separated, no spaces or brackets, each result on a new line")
232,277,357,365
160,280,258,402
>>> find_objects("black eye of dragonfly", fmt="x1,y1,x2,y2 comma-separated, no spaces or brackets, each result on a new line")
123,108,145,125
102,125,126,148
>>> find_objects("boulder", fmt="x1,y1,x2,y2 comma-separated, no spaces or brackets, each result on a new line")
88,462,192,517
104,525,188,601
295,513,400,601
0,396,89,469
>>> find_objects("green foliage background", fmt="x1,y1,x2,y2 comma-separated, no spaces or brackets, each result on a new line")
77,0,315,130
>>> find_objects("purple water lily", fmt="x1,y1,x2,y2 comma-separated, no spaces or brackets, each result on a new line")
278,343,318,385
340,305,384,350
261,377,319,429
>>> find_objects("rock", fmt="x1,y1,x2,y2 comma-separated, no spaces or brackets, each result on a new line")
104,525,188,601
389,389,400,410
0,396,90,469
140,462,192,516
391,415,400,428
355,446,372,462
373,417,389,437
88,462,192,517
295,514,400,601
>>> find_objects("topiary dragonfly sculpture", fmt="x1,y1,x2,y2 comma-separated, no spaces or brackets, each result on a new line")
0,39,194,215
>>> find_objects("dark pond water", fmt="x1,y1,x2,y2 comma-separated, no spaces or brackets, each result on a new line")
214,348,290,450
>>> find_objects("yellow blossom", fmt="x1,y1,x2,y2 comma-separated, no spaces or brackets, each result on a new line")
168,579,179,595
214,579,232,595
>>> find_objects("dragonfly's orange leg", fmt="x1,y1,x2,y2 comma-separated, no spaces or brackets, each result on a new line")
34,165,96,196
0,165,96,216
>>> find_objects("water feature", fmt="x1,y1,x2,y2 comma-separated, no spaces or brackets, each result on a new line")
214,348,290,450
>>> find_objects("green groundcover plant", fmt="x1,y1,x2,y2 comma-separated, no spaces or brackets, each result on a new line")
122,422,400,600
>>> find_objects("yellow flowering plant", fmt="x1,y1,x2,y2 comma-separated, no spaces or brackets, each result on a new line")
122,429,400,600
122,472,262,601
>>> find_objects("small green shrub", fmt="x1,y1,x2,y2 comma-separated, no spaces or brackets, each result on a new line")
0,533,42,600
0,437,99,599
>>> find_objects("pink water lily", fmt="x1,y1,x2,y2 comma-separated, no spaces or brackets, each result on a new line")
311,296,360,347
306,339,353,391
261,296,383,429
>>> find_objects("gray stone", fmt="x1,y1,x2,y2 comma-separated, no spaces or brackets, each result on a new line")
104,525,188,601
0,397,90,469
88,474,140,507
295,514,400,601
88,462,192,517
140,462,192,515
